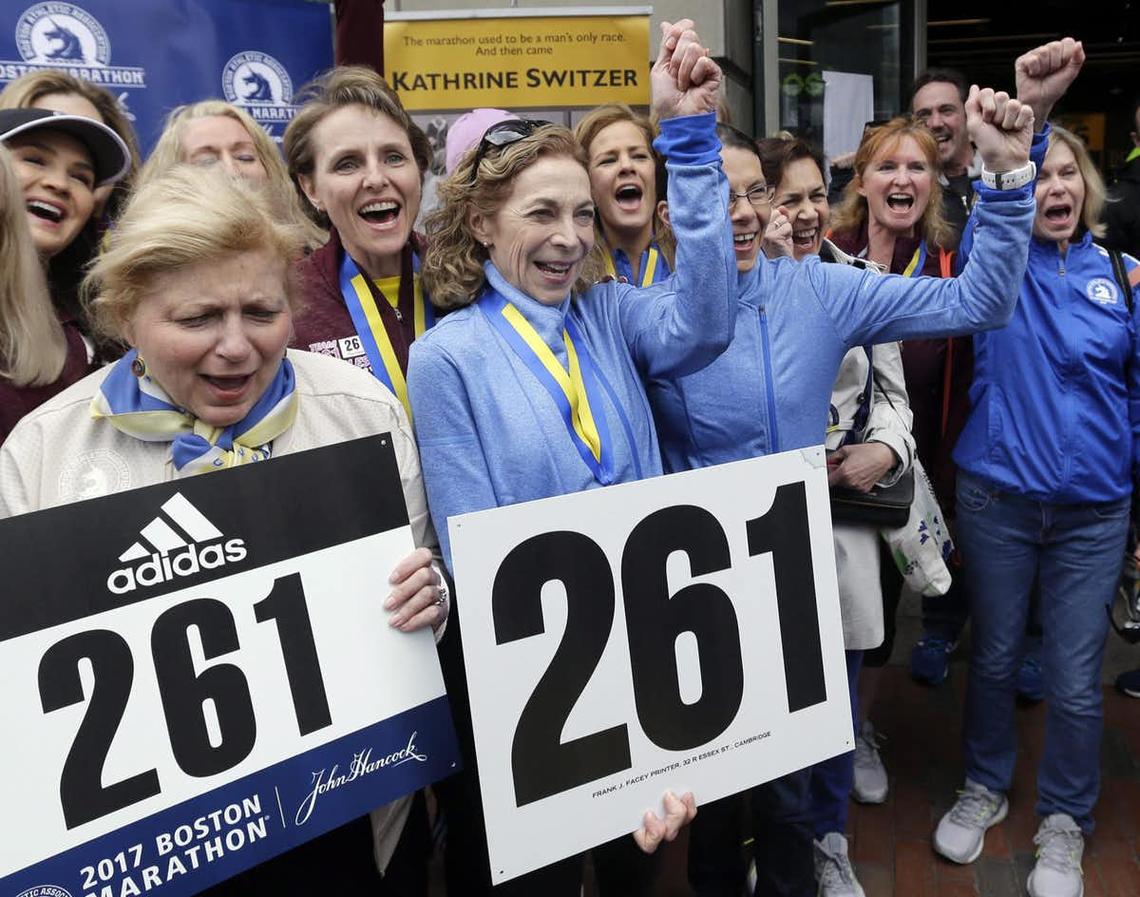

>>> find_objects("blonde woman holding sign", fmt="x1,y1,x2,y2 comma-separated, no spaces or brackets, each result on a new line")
0,168,447,895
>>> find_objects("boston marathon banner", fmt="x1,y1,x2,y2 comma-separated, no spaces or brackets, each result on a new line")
0,0,333,150
0,436,460,897
384,7,651,112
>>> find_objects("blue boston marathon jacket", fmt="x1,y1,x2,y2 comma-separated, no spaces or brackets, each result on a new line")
953,225,1140,503
408,113,734,570
646,172,1037,471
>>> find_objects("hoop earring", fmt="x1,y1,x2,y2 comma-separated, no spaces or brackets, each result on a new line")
130,355,146,378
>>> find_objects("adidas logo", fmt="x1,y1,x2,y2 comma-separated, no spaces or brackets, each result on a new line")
107,493,247,595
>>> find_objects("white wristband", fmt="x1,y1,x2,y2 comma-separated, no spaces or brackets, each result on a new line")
980,161,1036,191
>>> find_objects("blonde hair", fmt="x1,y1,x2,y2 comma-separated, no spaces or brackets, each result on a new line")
0,145,67,386
423,125,604,308
573,105,672,267
1045,125,1106,239
85,167,307,340
0,69,140,196
138,99,325,247
284,66,431,227
829,116,954,249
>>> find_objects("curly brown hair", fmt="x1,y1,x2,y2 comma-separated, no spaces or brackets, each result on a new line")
422,124,604,308
829,116,954,250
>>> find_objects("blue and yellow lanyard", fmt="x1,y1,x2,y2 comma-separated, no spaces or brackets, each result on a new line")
604,245,665,288
338,251,435,421
478,290,617,484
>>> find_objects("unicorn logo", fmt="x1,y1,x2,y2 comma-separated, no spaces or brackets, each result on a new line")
1085,277,1119,306
222,51,296,142
241,67,275,103
14,3,114,68
43,18,85,61
8,5,147,92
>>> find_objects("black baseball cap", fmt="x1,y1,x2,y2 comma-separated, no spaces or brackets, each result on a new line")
0,107,131,187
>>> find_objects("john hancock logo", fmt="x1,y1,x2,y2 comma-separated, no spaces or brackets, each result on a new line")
222,50,296,138
106,492,246,594
295,733,429,826
8,3,146,91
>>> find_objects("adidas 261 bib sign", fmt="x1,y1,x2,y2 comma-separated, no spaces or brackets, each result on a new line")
449,447,853,883
0,436,460,897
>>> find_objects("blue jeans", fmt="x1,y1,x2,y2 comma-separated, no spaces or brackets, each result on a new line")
955,471,1130,832
807,649,863,838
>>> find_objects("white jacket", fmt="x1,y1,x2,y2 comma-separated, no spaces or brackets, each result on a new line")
0,348,438,876
820,239,916,650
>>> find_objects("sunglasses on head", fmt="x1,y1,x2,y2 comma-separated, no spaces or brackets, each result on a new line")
471,119,552,169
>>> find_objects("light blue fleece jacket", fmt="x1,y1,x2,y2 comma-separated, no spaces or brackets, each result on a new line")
647,174,1038,471
408,113,734,571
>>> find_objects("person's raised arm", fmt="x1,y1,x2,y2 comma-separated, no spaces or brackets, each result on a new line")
615,20,735,379
817,87,1036,347
1015,37,1085,130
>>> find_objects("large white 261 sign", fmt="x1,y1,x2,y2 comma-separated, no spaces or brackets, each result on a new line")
449,447,854,883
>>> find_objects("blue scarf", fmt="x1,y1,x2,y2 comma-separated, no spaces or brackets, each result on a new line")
91,350,298,476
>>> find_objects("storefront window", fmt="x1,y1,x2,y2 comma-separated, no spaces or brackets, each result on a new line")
775,0,916,157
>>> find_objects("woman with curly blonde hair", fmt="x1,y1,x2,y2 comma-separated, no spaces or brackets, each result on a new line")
407,21,731,896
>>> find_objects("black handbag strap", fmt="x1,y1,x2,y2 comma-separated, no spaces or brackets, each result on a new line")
843,346,875,447
1109,248,1134,312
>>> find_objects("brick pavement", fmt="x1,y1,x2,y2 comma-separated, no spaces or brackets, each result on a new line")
642,665,1140,897
434,600,1140,896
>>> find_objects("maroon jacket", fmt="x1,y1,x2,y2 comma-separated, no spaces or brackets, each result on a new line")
0,317,93,444
290,229,428,380
830,224,972,512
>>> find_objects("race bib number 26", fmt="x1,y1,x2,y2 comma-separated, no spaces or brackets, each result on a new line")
0,436,459,897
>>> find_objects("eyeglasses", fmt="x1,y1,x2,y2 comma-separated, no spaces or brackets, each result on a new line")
728,185,773,211
471,119,552,169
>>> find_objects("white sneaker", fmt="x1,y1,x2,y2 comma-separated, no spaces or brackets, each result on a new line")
813,832,865,897
1027,814,1084,897
933,779,1008,864
852,720,888,804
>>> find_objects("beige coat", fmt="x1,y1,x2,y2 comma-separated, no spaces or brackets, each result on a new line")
0,348,439,876
821,240,916,650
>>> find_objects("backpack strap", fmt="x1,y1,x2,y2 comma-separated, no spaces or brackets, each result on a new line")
1109,249,1135,312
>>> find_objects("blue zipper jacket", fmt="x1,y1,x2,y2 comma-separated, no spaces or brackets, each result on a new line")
647,182,1036,471
408,113,734,570
953,229,1140,503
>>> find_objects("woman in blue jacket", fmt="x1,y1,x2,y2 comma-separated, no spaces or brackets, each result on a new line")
649,89,1036,896
932,119,1140,897
407,21,730,897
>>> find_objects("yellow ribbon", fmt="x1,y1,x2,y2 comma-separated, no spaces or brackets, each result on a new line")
346,274,430,421
500,303,603,461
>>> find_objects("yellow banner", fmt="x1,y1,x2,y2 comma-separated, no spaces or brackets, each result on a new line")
384,14,650,111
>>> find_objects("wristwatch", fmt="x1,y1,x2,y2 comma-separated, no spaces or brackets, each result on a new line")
979,161,1037,191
